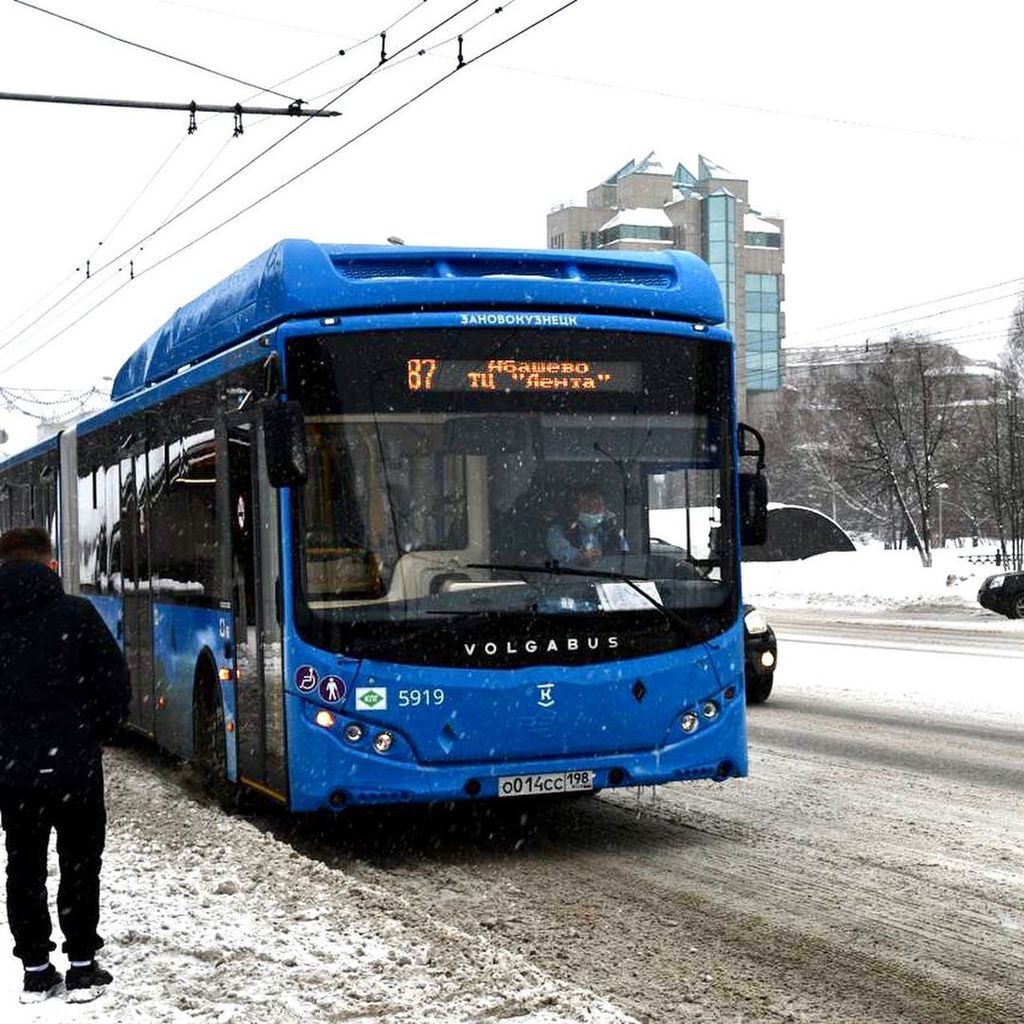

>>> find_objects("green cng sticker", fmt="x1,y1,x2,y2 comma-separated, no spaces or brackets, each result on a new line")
355,687,388,711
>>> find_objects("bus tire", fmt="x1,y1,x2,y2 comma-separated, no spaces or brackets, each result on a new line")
193,661,234,807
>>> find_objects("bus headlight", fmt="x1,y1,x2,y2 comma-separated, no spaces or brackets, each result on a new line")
680,712,699,733
315,710,336,728
744,608,769,635
373,731,394,754
344,723,364,743
700,700,719,720
760,650,775,669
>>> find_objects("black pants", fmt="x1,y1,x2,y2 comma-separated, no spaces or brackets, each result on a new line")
0,775,106,965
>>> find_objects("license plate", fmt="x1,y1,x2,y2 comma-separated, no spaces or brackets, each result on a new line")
497,770,595,798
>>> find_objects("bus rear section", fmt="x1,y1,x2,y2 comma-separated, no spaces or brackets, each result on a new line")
279,317,748,810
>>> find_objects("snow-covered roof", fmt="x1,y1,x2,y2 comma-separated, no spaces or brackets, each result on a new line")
599,207,673,231
744,213,782,234
633,151,669,175
604,150,671,184
699,154,743,181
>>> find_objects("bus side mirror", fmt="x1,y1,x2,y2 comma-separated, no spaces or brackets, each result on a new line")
739,472,768,546
263,400,308,488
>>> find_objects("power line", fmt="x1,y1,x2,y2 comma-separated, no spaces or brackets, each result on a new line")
796,275,1024,335
13,0,302,104
298,1,516,106
0,1,466,360
0,0,485,365
478,61,1024,150
0,0,582,378
158,134,237,225
0,277,134,378
803,290,1024,348
0,136,188,345
155,0,407,44
118,0,574,283
0,20,363,339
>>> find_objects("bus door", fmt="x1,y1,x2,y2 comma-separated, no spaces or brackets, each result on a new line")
220,414,287,799
120,449,156,736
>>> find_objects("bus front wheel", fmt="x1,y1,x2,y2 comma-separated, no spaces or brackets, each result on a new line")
193,664,233,805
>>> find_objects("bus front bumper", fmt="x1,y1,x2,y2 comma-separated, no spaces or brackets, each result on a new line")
285,693,748,811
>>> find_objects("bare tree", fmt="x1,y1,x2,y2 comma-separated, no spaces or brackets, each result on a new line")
965,297,1024,570
830,336,966,567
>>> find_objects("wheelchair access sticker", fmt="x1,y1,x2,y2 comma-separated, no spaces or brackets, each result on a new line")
295,665,319,693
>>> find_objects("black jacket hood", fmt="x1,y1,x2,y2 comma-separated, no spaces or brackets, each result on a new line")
0,560,63,616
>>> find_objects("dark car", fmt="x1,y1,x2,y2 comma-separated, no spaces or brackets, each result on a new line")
977,571,1024,619
649,538,778,702
743,604,777,704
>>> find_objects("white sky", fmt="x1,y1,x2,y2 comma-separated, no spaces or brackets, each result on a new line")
2,0,1024,451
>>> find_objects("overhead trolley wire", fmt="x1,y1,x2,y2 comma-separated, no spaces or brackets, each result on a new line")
0,0,582,378
0,24,357,339
476,62,1024,150
804,289,1024,349
0,135,190,345
156,0,426,45
12,0,302,104
7,12,378,331
114,0,566,286
791,274,1024,336
0,0,460,360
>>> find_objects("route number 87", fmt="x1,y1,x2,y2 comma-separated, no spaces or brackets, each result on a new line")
407,358,437,391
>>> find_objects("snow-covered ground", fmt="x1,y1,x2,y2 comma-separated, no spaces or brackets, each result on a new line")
742,546,1012,616
2,762,638,1023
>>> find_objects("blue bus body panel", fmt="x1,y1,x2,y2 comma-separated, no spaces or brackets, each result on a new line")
281,620,747,811
152,603,235,773
82,596,238,779
0,435,58,472
112,240,726,400
275,309,732,345
86,594,122,650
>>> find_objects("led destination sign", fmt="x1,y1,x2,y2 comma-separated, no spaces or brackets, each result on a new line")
406,358,641,393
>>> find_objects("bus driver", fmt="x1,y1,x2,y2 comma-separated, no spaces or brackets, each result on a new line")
546,489,628,568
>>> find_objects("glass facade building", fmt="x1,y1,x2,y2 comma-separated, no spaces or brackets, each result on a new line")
704,190,736,334
745,273,781,391
546,151,784,411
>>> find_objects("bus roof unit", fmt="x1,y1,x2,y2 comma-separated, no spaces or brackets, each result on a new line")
111,239,726,400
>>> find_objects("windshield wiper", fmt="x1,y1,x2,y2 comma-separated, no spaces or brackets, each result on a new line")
466,561,688,632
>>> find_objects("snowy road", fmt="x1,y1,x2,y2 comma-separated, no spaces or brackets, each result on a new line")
4,613,1023,1022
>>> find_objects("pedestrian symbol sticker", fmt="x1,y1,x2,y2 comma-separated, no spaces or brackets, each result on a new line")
319,675,345,704
355,687,388,711
295,665,319,692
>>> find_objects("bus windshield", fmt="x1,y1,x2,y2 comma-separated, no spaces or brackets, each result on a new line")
287,328,737,666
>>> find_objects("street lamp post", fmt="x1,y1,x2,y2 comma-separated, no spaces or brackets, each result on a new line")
935,482,950,549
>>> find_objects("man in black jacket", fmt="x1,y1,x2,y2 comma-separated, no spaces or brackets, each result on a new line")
0,526,129,1004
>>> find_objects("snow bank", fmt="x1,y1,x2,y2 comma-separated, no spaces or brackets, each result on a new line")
742,547,1001,613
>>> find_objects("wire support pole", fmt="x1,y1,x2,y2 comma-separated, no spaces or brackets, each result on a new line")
0,92,340,117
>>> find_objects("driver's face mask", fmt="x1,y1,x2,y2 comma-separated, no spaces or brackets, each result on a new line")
577,511,605,530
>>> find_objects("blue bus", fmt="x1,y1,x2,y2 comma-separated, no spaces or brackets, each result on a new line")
0,240,767,811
